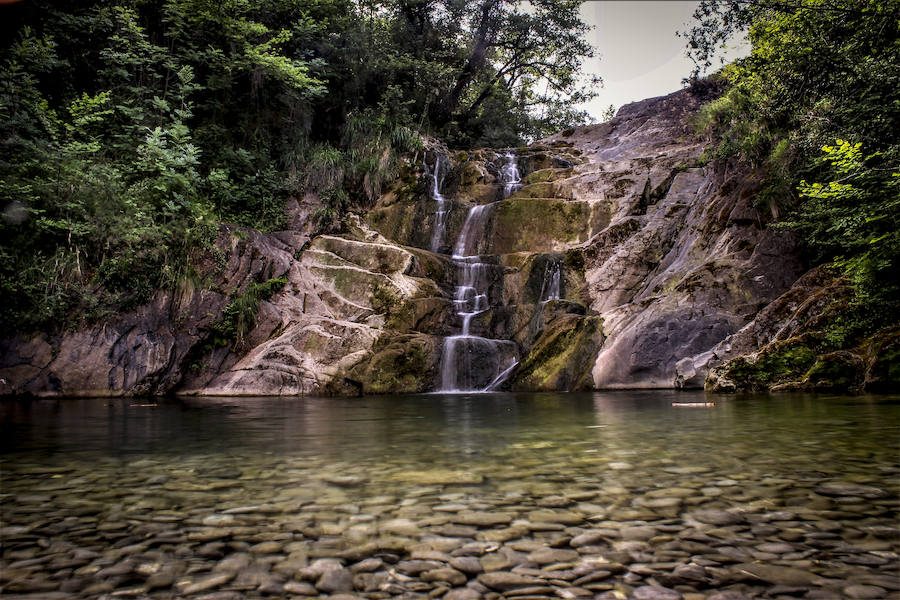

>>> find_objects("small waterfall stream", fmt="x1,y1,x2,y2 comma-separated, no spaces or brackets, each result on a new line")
438,152,521,392
539,261,561,302
500,150,523,198
429,155,449,253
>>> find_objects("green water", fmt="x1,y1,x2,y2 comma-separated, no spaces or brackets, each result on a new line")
1,391,898,598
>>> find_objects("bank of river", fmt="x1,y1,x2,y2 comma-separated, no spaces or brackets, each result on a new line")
1,391,898,599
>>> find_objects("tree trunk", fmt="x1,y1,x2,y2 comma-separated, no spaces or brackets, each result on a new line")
430,0,501,126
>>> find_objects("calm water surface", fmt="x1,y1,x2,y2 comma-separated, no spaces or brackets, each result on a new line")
1,391,898,599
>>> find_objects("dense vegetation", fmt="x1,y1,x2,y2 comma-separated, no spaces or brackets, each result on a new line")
683,0,900,342
0,0,597,334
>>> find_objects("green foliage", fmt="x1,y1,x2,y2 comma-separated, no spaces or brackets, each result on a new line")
789,140,900,305
1,0,596,334
600,104,616,122
206,276,287,349
0,20,218,333
304,112,424,231
684,0,900,334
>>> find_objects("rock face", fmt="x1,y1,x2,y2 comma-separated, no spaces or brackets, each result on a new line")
1,87,832,396
700,266,900,393
0,228,298,397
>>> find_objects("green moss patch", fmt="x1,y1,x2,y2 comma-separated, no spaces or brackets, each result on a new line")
354,334,439,394
805,351,864,391
490,198,595,254
719,337,818,391
523,168,573,185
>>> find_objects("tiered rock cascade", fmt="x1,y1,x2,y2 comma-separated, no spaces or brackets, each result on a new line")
4,87,894,395
439,152,523,392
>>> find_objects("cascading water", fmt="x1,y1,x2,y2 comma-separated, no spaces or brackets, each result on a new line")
539,260,562,302
429,155,449,253
500,150,522,198
439,152,522,392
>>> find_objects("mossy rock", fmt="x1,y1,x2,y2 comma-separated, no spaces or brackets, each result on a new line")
507,182,567,200
314,236,413,274
304,247,350,268
457,161,488,187
520,253,566,304
514,299,588,350
512,315,603,391
310,264,402,315
523,168,573,185
367,199,431,249
368,195,470,251
804,351,865,392
456,183,500,205
488,198,610,254
518,151,582,173
385,296,452,336
349,334,441,394
405,248,453,286
717,336,819,391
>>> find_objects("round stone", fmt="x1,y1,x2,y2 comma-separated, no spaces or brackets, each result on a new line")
633,585,682,600
284,581,318,595
449,556,483,574
477,571,544,590
843,585,887,599
527,548,580,564
421,567,467,586
249,541,283,554
620,526,657,541
691,509,745,526
316,567,353,593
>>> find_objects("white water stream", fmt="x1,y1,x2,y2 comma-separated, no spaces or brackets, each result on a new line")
429,156,449,253
539,260,561,302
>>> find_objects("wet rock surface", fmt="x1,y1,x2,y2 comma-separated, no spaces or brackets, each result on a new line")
1,393,897,599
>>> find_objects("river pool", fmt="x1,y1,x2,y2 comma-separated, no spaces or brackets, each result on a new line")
1,391,898,599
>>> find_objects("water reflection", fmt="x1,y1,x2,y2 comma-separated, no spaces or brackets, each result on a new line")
2,391,899,464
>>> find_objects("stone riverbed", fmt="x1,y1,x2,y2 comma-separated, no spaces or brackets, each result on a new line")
1,392,898,599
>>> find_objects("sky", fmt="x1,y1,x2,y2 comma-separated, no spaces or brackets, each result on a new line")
577,1,750,121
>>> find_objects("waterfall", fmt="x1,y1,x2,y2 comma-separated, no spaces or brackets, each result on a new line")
452,205,491,258
539,260,561,302
438,152,521,392
429,155,449,253
500,151,522,199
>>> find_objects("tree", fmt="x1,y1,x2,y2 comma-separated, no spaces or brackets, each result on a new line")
683,0,899,160
428,0,598,138
789,140,899,305
601,104,616,122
